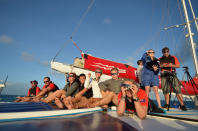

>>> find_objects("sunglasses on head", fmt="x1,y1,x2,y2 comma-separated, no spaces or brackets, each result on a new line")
148,52,155,54
111,73,118,75
120,83,132,90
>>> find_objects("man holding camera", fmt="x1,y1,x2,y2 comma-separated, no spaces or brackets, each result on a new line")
117,80,148,120
159,47,187,111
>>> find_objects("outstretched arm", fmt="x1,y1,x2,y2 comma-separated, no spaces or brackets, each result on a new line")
75,88,88,98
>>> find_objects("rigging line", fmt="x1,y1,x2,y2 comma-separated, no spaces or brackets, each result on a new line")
71,38,82,53
188,0,198,33
52,0,96,61
176,0,190,65
134,0,166,55
71,0,95,37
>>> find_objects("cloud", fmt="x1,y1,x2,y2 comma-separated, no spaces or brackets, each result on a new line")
103,17,112,24
21,52,35,61
0,35,14,44
39,61,49,66
125,56,135,66
21,52,49,67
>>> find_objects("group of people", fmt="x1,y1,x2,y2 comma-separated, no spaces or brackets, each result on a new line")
16,68,148,120
15,46,187,120
136,47,187,111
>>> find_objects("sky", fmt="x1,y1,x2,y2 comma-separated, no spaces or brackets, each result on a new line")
0,0,198,95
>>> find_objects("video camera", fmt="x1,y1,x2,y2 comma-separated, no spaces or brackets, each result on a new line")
183,66,189,71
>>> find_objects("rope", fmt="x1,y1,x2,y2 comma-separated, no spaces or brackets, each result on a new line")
52,0,95,61
70,37,83,53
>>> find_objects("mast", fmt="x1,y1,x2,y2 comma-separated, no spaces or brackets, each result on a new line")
181,0,198,76
188,0,198,32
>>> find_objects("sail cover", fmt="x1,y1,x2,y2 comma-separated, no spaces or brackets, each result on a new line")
82,53,138,81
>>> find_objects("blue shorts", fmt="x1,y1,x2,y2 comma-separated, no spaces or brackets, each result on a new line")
141,68,159,87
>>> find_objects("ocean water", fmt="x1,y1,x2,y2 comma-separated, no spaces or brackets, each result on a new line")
0,94,195,109
0,94,24,103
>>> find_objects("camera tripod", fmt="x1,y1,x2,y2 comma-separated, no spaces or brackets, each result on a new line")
170,66,198,110
163,71,176,111
181,66,198,100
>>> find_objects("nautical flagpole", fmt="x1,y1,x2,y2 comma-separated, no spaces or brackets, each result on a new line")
181,0,198,76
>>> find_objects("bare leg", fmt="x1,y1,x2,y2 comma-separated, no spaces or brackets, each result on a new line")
43,90,66,103
15,97,33,102
145,86,150,97
153,86,162,108
176,94,184,105
92,92,117,107
101,90,110,98
164,93,169,104
54,97,64,109
62,97,74,109
15,97,23,102
64,96,88,109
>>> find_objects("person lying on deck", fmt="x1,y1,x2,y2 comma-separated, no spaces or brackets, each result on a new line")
42,73,79,106
15,80,41,102
62,69,103,109
117,80,148,120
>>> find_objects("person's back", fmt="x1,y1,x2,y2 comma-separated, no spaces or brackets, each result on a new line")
136,60,143,84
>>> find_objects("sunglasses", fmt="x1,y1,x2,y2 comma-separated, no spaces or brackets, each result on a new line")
111,73,118,76
148,52,155,54
120,83,132,90
44,81,49,83
163,51,169,53
95,71,102,74
69,75,75,77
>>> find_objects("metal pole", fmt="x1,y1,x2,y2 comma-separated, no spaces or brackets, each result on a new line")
188,0,198,32
181,0,198,76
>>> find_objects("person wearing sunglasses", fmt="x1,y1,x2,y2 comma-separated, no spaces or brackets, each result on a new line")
117,80,148,120
83,68,126,108
141,49,162,108
159,47,187,111
42,73,79,108
99,67,124,97
63,69,104,109
31,77,59,102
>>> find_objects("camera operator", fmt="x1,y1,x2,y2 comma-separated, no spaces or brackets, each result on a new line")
117,80,148,120
159,47,187,111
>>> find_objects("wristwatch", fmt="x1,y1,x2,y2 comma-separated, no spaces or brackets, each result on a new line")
121,96,126,101
133,97,139,102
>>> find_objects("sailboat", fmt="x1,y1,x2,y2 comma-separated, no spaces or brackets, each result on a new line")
0,0,198,130
0,75,8,95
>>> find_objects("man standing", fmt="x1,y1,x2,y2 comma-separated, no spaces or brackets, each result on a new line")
136,60,143,85
159,47,187,111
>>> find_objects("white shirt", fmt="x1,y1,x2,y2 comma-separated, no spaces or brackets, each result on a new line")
137,65,143,83
84,77,102,98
